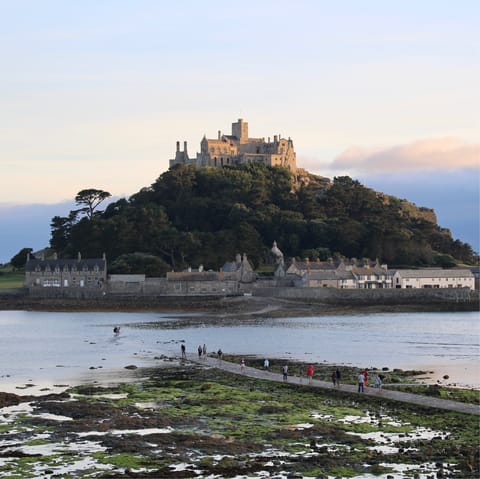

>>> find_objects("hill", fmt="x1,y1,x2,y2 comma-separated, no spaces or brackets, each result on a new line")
48,164,475,274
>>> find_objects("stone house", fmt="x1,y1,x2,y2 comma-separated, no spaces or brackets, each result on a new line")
297,270,357,289
170,118,297,172
278,257,392,289
159,253,256,296
393,269,475,290
25,253,107,291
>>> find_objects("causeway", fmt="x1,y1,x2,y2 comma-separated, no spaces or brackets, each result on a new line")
189,355,480,416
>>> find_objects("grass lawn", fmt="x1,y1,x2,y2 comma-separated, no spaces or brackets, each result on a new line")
0,267,24,288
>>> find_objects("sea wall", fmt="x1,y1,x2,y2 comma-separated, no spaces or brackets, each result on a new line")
252,283,478,305
1,282,477,311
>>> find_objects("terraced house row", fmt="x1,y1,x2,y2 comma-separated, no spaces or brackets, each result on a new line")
24,250,476,298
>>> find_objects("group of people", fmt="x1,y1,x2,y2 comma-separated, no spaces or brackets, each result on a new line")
331,368,342,388
197,344,207,358
357,368,382,392
183,346,383,392
180,343,224,361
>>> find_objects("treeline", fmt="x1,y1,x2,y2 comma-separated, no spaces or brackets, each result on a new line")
49,164,476,275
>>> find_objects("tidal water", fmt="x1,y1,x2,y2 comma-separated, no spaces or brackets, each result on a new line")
0,310,478,392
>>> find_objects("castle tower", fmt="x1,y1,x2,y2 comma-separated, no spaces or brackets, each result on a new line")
232,118,248,144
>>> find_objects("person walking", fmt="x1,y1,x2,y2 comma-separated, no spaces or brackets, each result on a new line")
298,366,304,382
374,374,383,388
202,344,207,357
363,369,369,387
263,358,270,371
282,364,288,382
217,349,223,361
240,359,246,373
358,372,365,392
307,364,314,384
198,345,202,358
331,370,337,387
181,343,186,359
335,368,341,388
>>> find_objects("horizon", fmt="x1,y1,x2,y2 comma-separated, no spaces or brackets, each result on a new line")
0,1,478,263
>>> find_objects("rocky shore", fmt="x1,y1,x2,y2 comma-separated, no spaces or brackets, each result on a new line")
0,358,478,478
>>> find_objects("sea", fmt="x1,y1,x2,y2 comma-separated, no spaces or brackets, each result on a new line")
0,310,478,393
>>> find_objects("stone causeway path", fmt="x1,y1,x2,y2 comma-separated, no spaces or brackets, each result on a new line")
189,355,480,416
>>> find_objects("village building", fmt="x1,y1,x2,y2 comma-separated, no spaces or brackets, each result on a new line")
393,269,475,290
276,256,392,289
25,253,107,291
107,253,256,297
170,119,297,172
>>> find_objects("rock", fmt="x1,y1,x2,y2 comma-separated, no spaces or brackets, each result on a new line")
0,392,22,408
443,374,449,380
124,364,138,370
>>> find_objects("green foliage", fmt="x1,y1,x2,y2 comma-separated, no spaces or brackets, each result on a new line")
9,247,33,269
49,165,477,273
109,252,171,276
74,188,111,219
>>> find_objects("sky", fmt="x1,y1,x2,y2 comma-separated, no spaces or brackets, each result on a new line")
0,0,479,263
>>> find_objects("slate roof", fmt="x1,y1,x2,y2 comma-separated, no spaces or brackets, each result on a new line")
26,258,106,272
395,269,474,279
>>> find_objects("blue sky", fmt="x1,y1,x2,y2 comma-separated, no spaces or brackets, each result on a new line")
0,1,478,263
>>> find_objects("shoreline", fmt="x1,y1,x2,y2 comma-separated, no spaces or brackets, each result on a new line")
0,293,478,315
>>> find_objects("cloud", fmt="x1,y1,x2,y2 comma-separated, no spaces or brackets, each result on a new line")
330,138,480,173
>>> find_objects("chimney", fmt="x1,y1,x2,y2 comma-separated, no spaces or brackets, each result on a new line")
183,141,188,154
218,130,221,140
176,141,180,152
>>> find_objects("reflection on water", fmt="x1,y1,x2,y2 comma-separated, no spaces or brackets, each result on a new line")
0,310,478,390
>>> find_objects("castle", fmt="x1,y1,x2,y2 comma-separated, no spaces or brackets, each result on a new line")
170,118,297,172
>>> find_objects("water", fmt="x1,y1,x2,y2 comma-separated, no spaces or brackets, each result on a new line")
0,310,478,392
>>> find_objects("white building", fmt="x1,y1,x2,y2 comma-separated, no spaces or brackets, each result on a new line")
393,269,475,290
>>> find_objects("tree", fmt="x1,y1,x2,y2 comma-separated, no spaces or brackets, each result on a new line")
75,188,112,219
10,247,33,269
50,211,78,251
